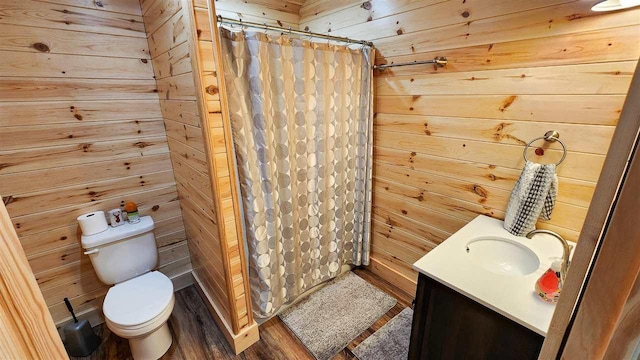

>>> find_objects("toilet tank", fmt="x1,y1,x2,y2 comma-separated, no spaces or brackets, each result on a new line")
81,216,157,285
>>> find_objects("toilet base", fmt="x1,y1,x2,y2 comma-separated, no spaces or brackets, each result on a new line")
129,323,172,360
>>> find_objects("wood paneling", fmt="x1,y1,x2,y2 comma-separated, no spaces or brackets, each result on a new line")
144,0,289,351
210,0,300,29
203,0,256,340
0,77,159,102
0,100,163,127
0,0,190,325
541,58,640,360
0,119,166,151
0,0,145,37
143,0,228,306
375,25,640,77
301,0,640,294
0,137,169,175
0,201,68,359
147,8,190,57
0,51,154,79
0,24,150,58
142,0,257,351
562,109,640,358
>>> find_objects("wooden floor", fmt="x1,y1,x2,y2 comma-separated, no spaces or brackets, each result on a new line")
71,268,414,360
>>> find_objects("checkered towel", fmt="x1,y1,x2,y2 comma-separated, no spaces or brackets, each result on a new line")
504,161,558,236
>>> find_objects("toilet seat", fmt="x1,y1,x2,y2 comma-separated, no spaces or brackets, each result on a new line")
103,271,174,337
106,296,175,338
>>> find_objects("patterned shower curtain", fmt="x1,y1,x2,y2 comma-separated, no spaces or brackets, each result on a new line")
219,28,374,318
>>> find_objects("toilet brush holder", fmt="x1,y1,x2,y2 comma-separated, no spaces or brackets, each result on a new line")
63,298,101,357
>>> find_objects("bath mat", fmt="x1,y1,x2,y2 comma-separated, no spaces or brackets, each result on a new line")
352,307,414,360
279,272,397,360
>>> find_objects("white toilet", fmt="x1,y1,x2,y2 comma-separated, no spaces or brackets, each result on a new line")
81,216,175,360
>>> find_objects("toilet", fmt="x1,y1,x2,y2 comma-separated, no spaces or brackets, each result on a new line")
80,216,175,360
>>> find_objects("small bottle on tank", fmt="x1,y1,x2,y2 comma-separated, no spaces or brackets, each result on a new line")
124,201,140,224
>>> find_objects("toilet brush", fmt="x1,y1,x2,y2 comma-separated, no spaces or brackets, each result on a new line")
62,297,101,357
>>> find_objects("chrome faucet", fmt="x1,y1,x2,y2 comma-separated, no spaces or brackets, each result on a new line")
525,229,573,283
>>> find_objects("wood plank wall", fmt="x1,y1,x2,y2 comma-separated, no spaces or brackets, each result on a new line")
213,0,302,29
192,0,256,336
300,0,640,294
0,201,67,359
141,0,263,348
0,0,191,325
140,0,237,328
154,0,300,350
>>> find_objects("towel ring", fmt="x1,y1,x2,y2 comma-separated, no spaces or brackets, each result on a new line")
523,130,567,166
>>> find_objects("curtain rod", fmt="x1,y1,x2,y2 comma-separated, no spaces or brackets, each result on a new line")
373,57,448,70
216,16,449,70
217,16,375,47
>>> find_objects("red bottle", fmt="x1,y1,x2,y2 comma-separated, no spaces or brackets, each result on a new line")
535,260,562,303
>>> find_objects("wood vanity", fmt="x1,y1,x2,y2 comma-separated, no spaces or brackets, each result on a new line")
409,273,543,359
409,216,571,359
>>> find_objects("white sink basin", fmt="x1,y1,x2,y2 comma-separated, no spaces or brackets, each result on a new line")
465,236,540,276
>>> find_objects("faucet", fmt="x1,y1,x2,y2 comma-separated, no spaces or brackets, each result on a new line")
525,229,573,283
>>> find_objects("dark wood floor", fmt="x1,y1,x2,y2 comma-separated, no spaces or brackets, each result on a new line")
71,268,414,360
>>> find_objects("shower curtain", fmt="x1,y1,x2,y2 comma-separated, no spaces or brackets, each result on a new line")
219,28,374,318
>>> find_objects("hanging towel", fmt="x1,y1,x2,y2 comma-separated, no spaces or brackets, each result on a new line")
504,161,558,236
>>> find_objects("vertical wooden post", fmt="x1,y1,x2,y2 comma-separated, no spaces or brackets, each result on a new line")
560,114,640,358
0,198,68,359
540,60,640,359
178,0,259,353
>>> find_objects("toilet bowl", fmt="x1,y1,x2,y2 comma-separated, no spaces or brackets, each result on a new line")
103,271,175,360
80,215,175,360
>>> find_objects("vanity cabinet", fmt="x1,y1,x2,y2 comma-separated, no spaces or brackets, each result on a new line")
409,273,544,360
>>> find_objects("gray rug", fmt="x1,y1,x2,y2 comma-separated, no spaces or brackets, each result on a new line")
279,272,397,360
353,307,414,360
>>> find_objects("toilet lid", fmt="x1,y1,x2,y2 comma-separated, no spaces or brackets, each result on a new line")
103,271,173,326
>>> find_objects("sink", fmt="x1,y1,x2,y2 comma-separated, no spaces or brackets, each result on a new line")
465,236,540,276
413,216,575,335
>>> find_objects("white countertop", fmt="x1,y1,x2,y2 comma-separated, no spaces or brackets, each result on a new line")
413,215,574,336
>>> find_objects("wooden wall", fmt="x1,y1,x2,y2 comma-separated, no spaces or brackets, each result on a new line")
300,0,640,294
0,0,192,325
213,0,301,29
0,200,67,359
141,0,232,325
141,0,258,352
193,0,256,337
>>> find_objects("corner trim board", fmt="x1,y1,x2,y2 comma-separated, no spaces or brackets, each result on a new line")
191,272,260,354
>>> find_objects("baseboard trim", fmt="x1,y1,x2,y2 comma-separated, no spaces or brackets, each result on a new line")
367,256,417,296
191,272,260,354
55,270,195,339
171,268,195,291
